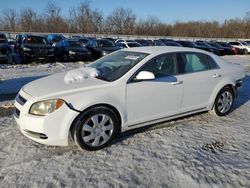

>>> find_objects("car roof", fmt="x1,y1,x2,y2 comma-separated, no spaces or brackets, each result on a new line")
122,46,209,55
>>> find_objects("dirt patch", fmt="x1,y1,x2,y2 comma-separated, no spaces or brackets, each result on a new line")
0,107,14,117
202,140,224,153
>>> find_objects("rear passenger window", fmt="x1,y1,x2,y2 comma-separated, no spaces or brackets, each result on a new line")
207,55,219,69
178,52,218,74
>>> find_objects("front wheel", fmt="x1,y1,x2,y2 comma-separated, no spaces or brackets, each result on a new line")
211,86,234,116
71,107,119,151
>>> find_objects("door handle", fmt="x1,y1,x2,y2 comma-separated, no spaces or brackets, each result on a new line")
212,74,221,78
171,81,183,85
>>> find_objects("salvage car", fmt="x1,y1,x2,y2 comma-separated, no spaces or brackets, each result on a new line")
0,33,12,64
86,39,121,59
14,47,245,150
54,39,91,61
19,35,54,63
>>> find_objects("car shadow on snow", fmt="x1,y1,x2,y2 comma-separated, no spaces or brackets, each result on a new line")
231,75,250,111
0,75,47,102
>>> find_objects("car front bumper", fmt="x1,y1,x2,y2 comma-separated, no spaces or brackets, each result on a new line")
14,89,79,146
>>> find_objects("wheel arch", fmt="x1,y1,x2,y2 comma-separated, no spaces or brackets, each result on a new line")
208,81,236,110
69,103,123,135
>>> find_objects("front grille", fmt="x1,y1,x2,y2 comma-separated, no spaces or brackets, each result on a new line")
0,48,7,55
16,94,27,105
14,107,20,118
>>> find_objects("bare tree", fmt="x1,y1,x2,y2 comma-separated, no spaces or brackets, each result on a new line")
106,8,136,34
0,8,18,31
44,1,68,32
69,1,103,33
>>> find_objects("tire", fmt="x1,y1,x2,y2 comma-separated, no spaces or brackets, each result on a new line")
7,53,13,64
211,86,234,116
243,49,248,55
63,53,69,62
71,106,119,151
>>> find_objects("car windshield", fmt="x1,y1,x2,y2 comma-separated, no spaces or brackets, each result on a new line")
97,40,115,47
208,42,221,48
89,51,148,81
52,36,64,42
25,36,48,44
68,41,82,48
127,43,141,47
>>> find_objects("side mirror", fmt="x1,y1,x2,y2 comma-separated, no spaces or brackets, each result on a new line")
135,71,155,81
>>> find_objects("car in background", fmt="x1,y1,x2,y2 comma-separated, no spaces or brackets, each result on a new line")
102,37,116,43
135,39,152,46
117,41,142,48
176,40,215,54
86,39,121,59
54,39,91,62
229,41,250,54
0,33,12,64
160,39,182,47
195,41,221,56
19,34,54,63
151,40,165,46
78,37,90,47
47,34,66,47
162,40,182,47
14,46,245,150
216,42,240,55
207,41,234,55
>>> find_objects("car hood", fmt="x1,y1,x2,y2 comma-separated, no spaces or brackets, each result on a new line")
101,46,120,52
23,44,52,49
67,47,89,52
22,71,108,98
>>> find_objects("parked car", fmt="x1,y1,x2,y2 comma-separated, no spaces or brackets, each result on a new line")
0,33,12,64
176,40,214,53
159,39,181,46
229,41,250,54
14,46,245,150
19,35,54,63
86,39,121,59
54,39,91,62
117,41,142,48
78,37,90,47
47,34,65,47
162,41,182,47
195,41,221,56
135,39,152,46
216,42,240,55
208,41,234,55
152,40,166,46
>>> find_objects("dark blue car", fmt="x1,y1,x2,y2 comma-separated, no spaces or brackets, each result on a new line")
54,39,92,62
47,34,66,47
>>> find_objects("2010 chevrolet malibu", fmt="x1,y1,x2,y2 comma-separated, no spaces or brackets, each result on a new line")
14,47,245,150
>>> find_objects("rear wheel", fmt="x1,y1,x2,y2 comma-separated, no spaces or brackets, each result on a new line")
211,86,234,116
71,106,119,151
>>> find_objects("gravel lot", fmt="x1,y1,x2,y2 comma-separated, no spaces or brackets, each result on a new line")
0,56,250,188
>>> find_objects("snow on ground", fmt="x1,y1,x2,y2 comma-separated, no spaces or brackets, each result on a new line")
0,56,250,187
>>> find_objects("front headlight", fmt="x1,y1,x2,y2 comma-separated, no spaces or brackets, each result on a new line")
23,47,31,51
29,99,65,116
69,51,76,55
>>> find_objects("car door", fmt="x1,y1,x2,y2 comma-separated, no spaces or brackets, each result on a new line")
176,52,222,112
126,53,183,126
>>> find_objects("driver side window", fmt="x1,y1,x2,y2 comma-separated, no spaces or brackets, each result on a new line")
142,53,178,78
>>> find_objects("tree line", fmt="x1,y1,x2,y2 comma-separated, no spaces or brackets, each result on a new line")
0,1,250,39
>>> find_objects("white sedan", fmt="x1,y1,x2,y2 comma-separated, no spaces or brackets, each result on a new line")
14,47,245,150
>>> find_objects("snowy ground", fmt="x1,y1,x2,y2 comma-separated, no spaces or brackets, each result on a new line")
0,56,250,187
